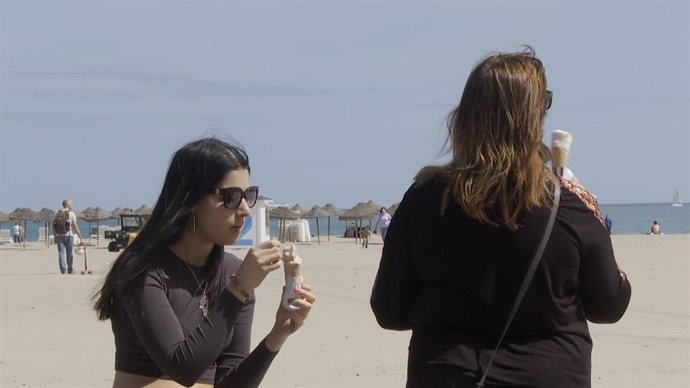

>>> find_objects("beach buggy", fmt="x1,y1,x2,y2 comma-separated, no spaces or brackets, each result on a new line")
105,213,148,252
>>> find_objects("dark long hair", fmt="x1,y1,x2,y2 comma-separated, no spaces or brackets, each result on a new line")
93,137,250,320
415,46,552,231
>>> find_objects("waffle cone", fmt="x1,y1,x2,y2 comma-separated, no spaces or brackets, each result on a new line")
552,146,569,168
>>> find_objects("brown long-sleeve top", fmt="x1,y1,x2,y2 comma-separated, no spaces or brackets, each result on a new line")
112,248,277,387
371,178,631,387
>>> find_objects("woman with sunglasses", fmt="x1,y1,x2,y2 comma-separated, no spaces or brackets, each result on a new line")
93,137,315,388
371,47,630,387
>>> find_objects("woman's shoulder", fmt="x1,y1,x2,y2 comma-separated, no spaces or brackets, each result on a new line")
400,175,446,210
558,178,605,226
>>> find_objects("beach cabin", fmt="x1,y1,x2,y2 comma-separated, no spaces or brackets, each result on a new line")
286,219,312,242
230,197,270,248
0,229,11,244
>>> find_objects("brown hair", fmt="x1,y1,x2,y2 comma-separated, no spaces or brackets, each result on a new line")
415,47,553,231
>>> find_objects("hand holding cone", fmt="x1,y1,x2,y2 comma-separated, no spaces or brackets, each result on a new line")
551,130,574,180
281,244,303,311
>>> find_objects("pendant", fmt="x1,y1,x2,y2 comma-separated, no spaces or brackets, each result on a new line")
199,293,209,317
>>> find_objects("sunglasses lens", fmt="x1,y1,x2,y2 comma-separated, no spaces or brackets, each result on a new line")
225,190,243,209
245,187,258,208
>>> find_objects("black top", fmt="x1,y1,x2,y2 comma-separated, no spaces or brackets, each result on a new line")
112,248,278,387
370,179,631,387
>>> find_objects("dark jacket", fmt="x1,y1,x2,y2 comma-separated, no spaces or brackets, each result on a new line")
371,178,631,387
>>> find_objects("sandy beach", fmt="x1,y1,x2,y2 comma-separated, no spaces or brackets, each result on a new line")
0,234,688,388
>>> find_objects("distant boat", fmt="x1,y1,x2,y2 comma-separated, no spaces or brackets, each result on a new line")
671,189,683,207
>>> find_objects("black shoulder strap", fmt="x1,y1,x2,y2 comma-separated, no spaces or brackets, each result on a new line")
477,178,561,387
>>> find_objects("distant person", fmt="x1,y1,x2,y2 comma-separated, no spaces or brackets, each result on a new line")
92,137,315,387
604,214,613,234
650,220,661,235
53,198,84,274
19,223,24,242
375,207,392,241
12,221,20,243
371,47,631,387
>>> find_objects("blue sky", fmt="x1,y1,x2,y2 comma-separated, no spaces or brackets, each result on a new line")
1,0,688,212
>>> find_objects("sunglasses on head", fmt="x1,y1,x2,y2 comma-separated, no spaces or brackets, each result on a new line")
208,186,259,209
545,90,553,111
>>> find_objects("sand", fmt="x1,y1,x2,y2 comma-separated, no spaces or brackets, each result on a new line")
0,234,688,387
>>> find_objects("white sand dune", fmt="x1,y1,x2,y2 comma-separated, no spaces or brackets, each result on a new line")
1,234,688,387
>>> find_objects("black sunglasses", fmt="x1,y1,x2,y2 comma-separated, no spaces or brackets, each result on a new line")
208,186,259,209
545,90,553,110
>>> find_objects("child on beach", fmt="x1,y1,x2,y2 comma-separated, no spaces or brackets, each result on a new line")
371,47,631,388
92,137,315,388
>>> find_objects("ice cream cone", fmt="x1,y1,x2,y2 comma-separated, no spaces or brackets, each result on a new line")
551,130,572,168
282,244,303,311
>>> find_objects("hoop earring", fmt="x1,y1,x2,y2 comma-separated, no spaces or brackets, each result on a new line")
191,214,197,236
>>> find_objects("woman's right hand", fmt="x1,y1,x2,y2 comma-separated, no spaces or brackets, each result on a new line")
234,240,282,292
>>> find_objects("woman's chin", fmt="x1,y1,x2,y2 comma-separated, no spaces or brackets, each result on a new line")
224,229,241,244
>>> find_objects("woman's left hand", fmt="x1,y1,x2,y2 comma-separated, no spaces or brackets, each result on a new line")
265,283,316,351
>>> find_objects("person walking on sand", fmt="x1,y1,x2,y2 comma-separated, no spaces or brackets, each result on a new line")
371,47,631,388
375,207,392,241
650,220,661,235
92,137,316,388
54,199,84,274
12,221,20,244
604,214,613,234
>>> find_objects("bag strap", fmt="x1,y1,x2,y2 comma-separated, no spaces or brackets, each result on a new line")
476,178,561,388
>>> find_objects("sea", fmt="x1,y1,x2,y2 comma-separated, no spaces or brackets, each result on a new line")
6,203,689,243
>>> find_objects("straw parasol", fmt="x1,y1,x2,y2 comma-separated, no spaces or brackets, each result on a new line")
134,204,153,216
269,206,300,242
364,200,385,214
339,203,379,245
302,206,331,244
387,202,400,216
34,208,56,248
9,207,38,249
110,207,133,226
321,203,342,242
80,207,112,245
0,211,10,231
290,204,308,217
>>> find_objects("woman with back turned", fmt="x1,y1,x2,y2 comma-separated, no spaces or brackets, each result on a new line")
370,47,631,387
93,137,315,387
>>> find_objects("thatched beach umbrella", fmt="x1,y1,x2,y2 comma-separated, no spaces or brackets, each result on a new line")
290,204,308,217
77,207,95,245
110,207,134,226
364,200,385,215
269,206,300,242
34,208,56,248
388,202,400,217
134,204,152,216
0,211,10,231
80,207,111,245
9,207,38,249
303,206,331,244
321,203,342,242
339,203,378,245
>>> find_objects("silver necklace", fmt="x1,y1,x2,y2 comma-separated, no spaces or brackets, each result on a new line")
183,261,209,317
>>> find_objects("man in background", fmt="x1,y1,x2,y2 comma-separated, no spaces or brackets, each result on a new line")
54,199,84,274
